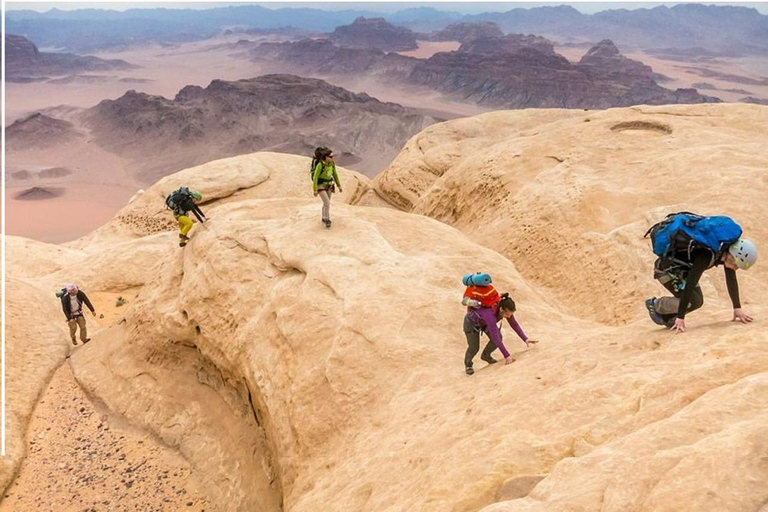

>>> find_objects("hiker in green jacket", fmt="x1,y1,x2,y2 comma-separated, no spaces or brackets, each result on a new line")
311,147,342,228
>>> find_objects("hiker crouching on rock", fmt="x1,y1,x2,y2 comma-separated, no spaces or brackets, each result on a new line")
311,147,342,228
60,284,96,345
166,187,206,247
644,213,757,333
462,273,538,375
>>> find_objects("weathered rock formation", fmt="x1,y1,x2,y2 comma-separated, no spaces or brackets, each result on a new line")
329,16,418,51
5,34,135,79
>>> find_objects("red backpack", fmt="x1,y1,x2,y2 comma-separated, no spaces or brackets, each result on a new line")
464,285,500,310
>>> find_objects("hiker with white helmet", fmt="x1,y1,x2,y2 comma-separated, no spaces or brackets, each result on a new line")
165,187,206,247
644,212,757,333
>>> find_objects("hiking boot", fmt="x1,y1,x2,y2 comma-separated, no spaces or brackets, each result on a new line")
83,338,91,344
481,355,498,365
72,339,78,346
324,219,332,228
465,366,475,375
180,241,187,248
645,298,665,326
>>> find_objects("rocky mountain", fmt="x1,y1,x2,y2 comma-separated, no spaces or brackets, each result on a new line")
426,22,504,43
76,74,437,180
408,38,718,109
6,113,83,150
251,36,716,110
462,4,768,56
457,33,556,57
328,17,418,51
249,39,419,79
5,34,134,79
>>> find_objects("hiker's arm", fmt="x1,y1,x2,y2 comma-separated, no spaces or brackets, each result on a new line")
332,166,342,189
507,314,528,343
724,267,741,309
676,252,709,319
312,163,322,193
81,292,96,313
61,297,72,321
478,309,510,359
191,204,206,223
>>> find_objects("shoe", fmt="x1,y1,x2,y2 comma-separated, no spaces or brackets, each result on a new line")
481,355,497,365
179,234,190,240
645,298,665,326
72,339,78,346
83,338,91,344
180,242,187,247
465,366,474,375
324,219,332,228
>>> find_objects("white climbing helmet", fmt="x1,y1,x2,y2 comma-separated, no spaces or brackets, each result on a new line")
729,238,758,270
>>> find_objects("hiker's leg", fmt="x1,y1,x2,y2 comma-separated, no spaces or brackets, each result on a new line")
68,320,78,343
463,316,480,368
318,189,331,221
481,339,497,360
77,316,88,342
654,280,682,316
178,215,194,237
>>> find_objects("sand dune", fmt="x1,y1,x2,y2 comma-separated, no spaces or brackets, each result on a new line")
3,105,767,511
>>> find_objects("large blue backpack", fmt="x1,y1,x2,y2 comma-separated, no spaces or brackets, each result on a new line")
644,212,742,265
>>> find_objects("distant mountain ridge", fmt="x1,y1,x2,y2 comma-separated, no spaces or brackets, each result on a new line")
5,34,134,79
7,4,768,55
249,36,718,109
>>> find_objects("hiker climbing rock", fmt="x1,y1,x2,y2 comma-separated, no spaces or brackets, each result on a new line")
165,187,206,247
59,284,96,345
644,212,757,333
311,147,342,228
461,272,538,375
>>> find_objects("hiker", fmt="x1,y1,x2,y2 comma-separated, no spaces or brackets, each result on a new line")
644,212,757,333
462,273,537,375
311,147,342,228
166,187,206,247
60,284,96,345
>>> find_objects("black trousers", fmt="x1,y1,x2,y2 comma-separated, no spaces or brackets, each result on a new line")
463,314,496,367
657,280,704,325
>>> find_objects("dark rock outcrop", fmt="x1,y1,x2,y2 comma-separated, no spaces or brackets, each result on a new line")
457,33,556,57
250,39,419,79
5,34,135,79
79,74,438,179
408,39,719,109
427,22,503,43
6,113,83,150
329,17,418,52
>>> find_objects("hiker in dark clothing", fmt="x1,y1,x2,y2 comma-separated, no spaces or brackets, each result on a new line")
646,238,757,333
168,189,205,247
60,284,96,345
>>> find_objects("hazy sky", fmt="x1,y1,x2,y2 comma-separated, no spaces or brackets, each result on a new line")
7,0,768,14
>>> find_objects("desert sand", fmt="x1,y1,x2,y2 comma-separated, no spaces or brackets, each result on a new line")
398,40,462,59
2,104,768,511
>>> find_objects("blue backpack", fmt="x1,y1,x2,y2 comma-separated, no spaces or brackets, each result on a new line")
644,212,742,264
